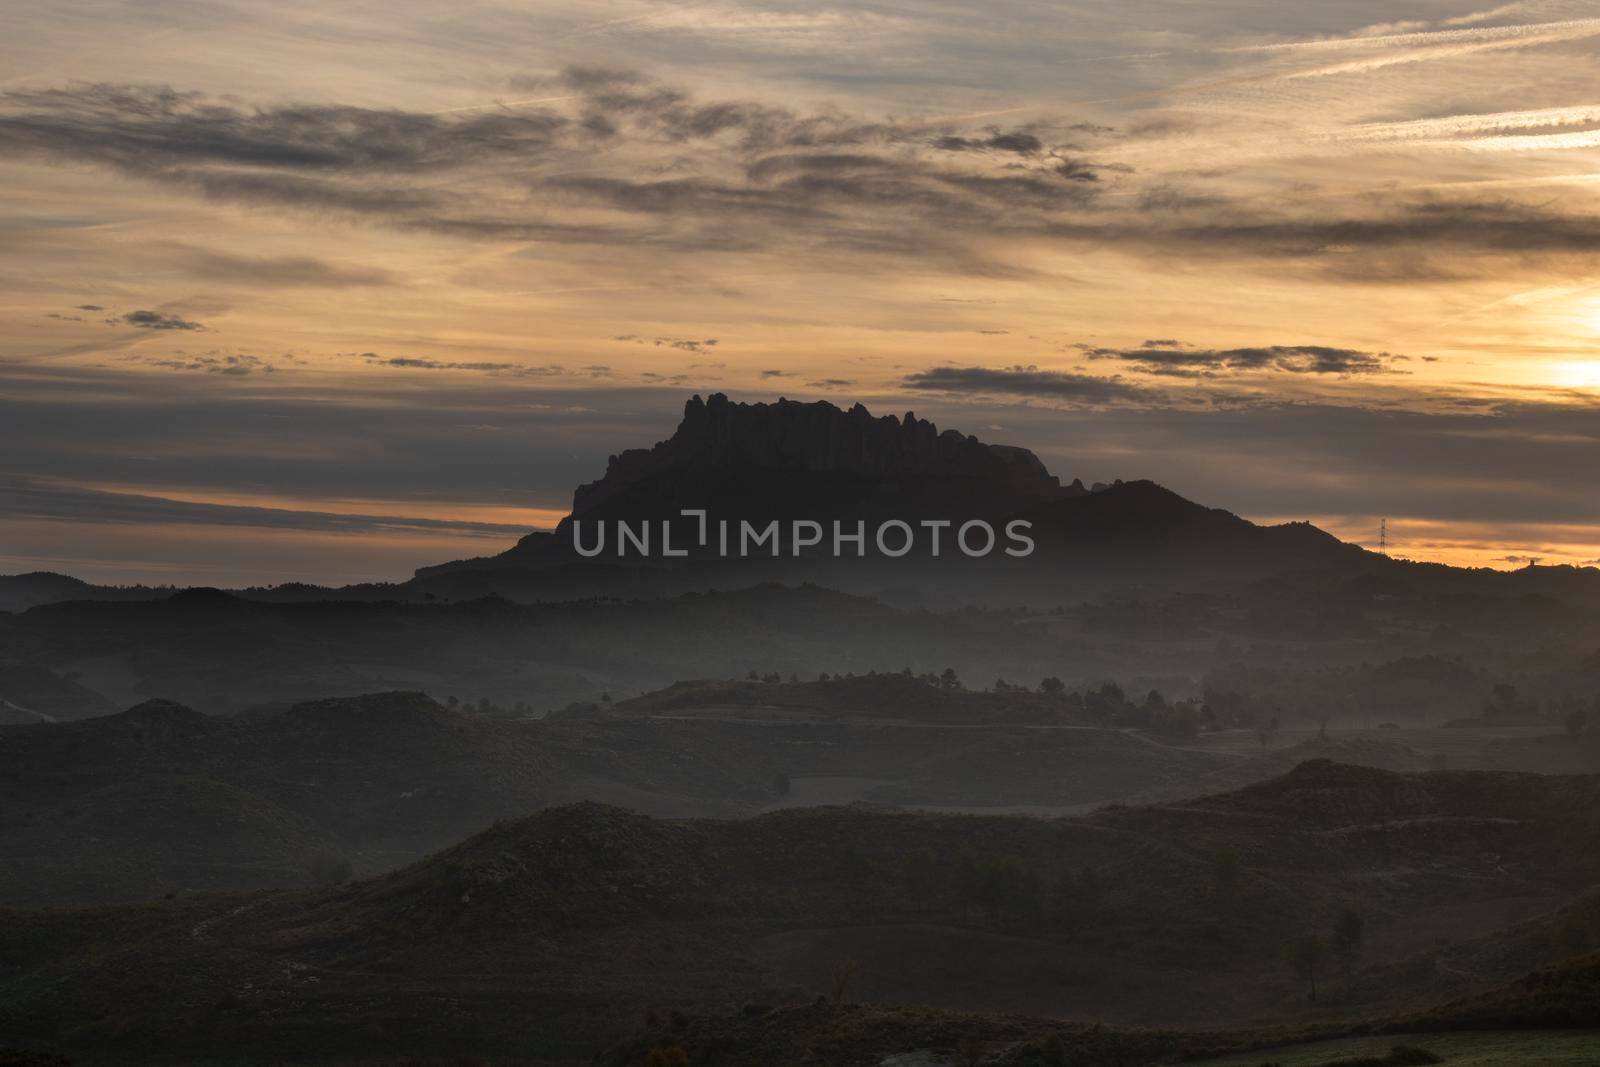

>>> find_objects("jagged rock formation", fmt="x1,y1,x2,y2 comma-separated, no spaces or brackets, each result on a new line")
411,392,1371,596
559,393,1080,533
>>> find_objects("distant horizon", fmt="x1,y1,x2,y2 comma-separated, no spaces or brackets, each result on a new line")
2,384,1586,588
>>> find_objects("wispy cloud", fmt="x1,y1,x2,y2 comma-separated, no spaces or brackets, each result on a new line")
1080,341,1401,377
115,309,205,330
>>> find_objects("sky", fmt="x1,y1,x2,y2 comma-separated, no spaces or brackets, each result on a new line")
4,0,1600,585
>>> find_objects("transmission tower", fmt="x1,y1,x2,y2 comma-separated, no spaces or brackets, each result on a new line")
1378,518,1388,555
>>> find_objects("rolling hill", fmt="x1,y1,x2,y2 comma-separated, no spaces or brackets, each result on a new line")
5,761,1600,1063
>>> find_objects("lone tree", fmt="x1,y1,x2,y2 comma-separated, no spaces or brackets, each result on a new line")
830,959,860,1007
1255,713,1280,748
1040,676,1065,696
1289,933,1328,1003
1333,907,1365,984
1566,702,1589,743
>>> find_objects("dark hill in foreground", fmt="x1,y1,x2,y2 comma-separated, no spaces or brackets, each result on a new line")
0,692,788,903
5,762,1600,1063
12,676,1542,905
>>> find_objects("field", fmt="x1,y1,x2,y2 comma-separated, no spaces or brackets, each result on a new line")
1200,1030,1600,1066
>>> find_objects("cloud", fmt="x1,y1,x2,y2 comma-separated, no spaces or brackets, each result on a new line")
0,361,674,509
169,247,396,288
149,353,274,376
1080,340,1399,377
0,74,1113,271
0,83,569,172
0,475,530,538
18,73,1600,283
115,309,205,330
932,130,1043,155
613,335,721,353
1036,196,1600,282
902,364,1158,405
362,354,603,377
358,354,612,379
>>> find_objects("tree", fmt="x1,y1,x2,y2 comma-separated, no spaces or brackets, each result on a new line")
939,667,961,690
1255,713,1280,748
830,959,860,1006
1333,907,1365,985
644,1043,689,1067
1213,848,1240,906
1040,676,1065,696
1566,702,1589,743
1289,934,1328,1002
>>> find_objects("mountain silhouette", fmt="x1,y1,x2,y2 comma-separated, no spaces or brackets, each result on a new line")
416,393,1365,601
566,392,1075,525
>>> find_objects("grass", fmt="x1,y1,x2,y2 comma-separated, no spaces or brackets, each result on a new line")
1199,1030,1600,1066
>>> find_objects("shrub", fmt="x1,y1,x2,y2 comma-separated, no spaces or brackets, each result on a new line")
1318,1045,1442,1067
644,1042,689,1067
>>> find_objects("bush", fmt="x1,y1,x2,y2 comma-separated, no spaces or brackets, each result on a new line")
1320,1045,1442,1067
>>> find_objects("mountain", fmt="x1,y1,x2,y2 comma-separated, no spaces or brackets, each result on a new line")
5,761,1600,1063
0,659,116,723
0,571,177,612
0,572,101,613
0,691,791,903
411,394,1370,605
424,393,1078,576
569,392,1076,526
8,393,1600,613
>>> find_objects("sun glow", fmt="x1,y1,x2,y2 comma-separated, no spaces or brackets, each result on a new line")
1551,360,1600,388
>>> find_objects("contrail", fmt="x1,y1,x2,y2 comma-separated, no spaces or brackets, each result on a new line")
1080,16,1600,63
1229,16,1600,54
1343,104,1600,141
1445,128,1600,151
1282,21,1600,79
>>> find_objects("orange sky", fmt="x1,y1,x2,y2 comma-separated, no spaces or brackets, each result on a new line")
3,0,1600,584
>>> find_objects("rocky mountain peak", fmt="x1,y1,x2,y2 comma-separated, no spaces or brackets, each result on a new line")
564,393,1073,526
